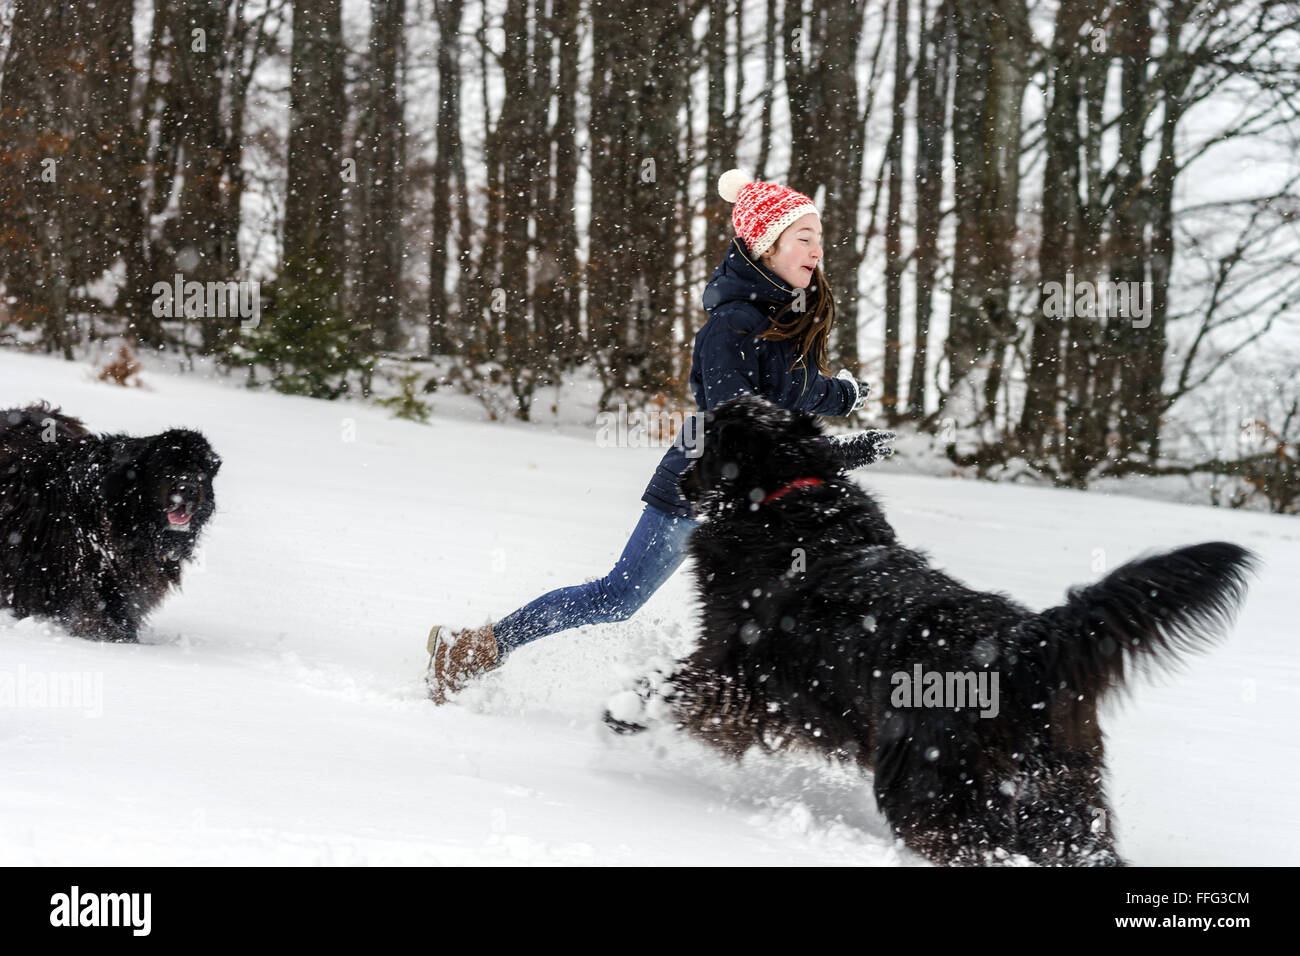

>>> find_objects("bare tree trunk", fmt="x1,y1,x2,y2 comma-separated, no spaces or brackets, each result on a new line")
158,1,242,354
945,5,987,415
883,0,909,424
554,0,581,370
908,0,952,419
945,0,1030,428
535,0,581,375
499,0,538,417
755,0,779,182
475,0,502,361
282,0,345,288
676,41,699,389
822,0,865,371
784,0,865,371
429,0,464,354
359,0,406,352
706,0,736,255
1018,0,1096,466
1141,3,1195,463
1069,11,1113,477
1108,0,1154,462
782,0,816,191
588,1,694,407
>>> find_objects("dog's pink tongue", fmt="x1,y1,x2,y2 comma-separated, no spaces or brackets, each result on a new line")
167,511,190,525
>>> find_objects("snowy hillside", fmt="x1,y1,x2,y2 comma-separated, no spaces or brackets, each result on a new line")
0,350,1296,866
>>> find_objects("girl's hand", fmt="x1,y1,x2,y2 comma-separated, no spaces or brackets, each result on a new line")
830,429,896,470
835,369,871,412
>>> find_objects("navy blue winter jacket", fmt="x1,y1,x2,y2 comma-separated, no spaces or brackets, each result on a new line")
641,236,856,519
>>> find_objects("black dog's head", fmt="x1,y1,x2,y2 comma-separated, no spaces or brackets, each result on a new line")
104,429,221,546
679,394,841,513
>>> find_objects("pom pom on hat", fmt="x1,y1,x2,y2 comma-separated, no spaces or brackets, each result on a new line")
718,168,819,258
718,168,751,204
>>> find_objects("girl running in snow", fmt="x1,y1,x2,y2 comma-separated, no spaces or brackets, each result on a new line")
426,169,892,703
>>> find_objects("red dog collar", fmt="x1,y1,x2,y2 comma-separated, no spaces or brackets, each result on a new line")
761,477,825,504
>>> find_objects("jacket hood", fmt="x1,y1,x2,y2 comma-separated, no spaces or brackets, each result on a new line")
701,236,800,313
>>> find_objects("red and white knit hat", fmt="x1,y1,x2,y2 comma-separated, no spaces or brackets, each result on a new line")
719,168,819,258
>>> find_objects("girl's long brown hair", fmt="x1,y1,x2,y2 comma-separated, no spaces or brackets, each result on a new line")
756,259,836,378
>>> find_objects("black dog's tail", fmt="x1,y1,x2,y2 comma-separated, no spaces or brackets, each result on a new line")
0,402,88,442
1029,542,1258,699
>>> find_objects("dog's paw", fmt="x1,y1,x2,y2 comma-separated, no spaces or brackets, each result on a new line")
602,691,650,735
602,667,680,735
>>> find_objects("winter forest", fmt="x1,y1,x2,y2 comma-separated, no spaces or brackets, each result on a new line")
0,0,1297,508
1,0,1299,875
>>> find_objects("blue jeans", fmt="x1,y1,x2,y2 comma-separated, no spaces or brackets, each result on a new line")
493,504,700,656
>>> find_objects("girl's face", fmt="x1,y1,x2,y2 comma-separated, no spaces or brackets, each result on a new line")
760,213,822,290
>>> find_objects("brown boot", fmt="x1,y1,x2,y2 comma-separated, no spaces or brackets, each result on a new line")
426,621,502,705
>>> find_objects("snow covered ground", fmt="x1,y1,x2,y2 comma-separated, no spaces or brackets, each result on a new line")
0,349,1296,866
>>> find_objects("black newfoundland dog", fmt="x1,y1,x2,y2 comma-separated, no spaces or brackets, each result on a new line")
0,403,220,642
605,394,1256,866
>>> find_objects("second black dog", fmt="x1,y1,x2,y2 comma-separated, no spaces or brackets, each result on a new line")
0,403,220,642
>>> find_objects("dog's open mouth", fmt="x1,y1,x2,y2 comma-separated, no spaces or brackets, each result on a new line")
165,501,194,531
